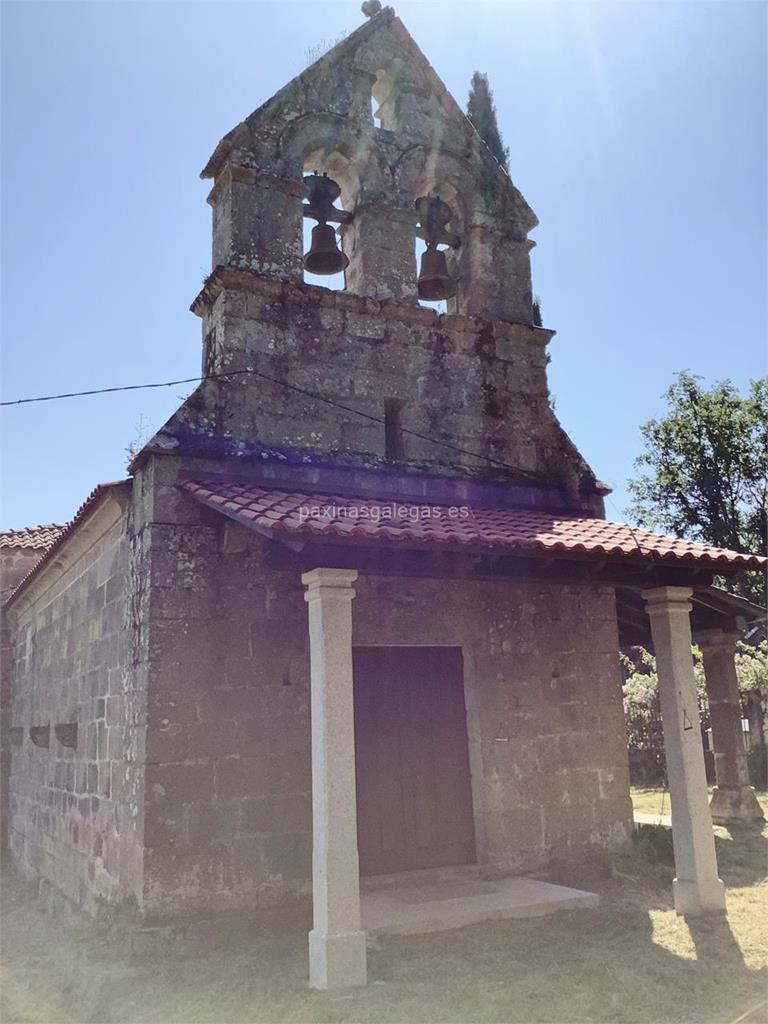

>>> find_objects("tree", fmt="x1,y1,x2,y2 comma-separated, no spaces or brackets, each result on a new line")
466,72,509,172
621,644,709,752
626,372,767,602
622,641,768,788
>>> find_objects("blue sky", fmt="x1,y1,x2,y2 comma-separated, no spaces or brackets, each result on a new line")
1,0,765,530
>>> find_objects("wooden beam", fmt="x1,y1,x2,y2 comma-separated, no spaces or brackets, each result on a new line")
263,539,719,590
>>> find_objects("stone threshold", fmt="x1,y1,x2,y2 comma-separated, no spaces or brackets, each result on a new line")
360,866,599,937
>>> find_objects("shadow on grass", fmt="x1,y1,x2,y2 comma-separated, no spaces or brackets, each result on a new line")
2,824,767,1024
360,901,763,1024
715,824,768,887
629,821,768,889
685,912,747,969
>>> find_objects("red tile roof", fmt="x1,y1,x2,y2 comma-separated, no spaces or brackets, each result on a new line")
180,479,766,570
3,482,131,608
0,524,65,551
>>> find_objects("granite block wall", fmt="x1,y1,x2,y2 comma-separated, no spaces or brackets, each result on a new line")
6,508,145,914
151,272,598,505
137,485,632,917
5,461,633,919
136,489,314,917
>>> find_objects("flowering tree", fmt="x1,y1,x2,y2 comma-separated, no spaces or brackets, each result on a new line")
621,646,708,751
626,643,768,749
736,640,768,694
622,641,768,786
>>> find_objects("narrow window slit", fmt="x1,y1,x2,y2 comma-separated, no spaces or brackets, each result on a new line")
384,398,406,460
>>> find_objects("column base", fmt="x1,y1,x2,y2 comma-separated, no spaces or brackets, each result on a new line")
709,785,765,826
673,876,726,917
308,929,367,990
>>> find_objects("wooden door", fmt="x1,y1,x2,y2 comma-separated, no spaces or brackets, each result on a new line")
353,646,476,876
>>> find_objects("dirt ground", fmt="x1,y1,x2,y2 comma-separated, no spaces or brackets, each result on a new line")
1,808,766,1024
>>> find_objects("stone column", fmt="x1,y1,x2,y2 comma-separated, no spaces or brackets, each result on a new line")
342,205,417,303
453,226,534,324
208,165,304,280
643,586,726,915
696,629,764,825
302,568,366,990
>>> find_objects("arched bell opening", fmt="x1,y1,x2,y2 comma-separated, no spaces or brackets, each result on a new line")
301,150,360,292
302,192,347,291
404,161,473,315
413,186,463,314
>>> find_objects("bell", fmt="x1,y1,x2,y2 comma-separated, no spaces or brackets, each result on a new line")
304,223,349,276
417,244,456,301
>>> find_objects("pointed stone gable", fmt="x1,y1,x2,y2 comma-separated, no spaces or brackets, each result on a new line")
199,7,535,236
200,6,537,305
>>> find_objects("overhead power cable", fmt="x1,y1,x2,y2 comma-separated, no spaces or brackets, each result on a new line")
1,367,552,483
2,366,653,555
0,371,242,406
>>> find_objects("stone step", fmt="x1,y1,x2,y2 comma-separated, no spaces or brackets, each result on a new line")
362,874,599,937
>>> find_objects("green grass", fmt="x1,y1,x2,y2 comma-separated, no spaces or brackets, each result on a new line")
2,806,766,1024
631,785,768,819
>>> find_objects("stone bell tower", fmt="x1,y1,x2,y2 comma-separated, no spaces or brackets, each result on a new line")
144,5,602,513
202,8,535,322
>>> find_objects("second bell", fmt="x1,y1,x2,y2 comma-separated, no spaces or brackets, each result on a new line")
304,224,349,276
417,245,456,301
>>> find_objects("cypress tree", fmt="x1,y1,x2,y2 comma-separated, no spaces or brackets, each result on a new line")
466,72,510,172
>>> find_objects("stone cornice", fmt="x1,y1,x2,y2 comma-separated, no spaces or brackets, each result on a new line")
189,265,556,347
206,166,305,207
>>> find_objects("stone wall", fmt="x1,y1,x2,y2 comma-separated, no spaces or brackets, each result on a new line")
4,454,632,920
137,468,631,917
129,456,308,917
6,503,145,914
353,572,633,874
147,272,600,508
2,547,45,850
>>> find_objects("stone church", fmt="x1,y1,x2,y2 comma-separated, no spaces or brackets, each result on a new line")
3,5,764,990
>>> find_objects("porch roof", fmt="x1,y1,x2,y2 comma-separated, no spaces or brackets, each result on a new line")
180,478,765,572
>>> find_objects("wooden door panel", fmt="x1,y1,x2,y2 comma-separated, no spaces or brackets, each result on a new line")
353,646,476,876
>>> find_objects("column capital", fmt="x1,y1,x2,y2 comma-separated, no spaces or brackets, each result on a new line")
302,568,358,601
642,585,693,610
694,627,741,652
